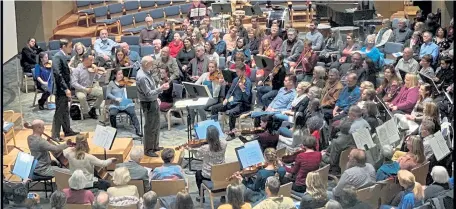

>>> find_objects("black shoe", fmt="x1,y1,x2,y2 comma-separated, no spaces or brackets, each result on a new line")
135,131,143,137
153,147,164,152
220,196,226,203
88,108,98,119
64,131,79,137
38,104,45,110
145,150,159,157
195,196,205,203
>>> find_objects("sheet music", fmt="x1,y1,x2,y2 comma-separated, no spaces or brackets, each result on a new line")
93,125,117,150
237,140,265,169
429,131,451,161
174,98,212,108
352,127,375,150
190,8,206,17
12,152,35,179
376,119,400,146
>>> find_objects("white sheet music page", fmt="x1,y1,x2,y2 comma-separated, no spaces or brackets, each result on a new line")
93,125,117,150
376,119,400,146
352,127,375,150
429,131,451,161
238,140,265,169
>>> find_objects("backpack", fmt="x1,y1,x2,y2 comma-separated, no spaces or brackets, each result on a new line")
427,189,453,209
70,104,82,120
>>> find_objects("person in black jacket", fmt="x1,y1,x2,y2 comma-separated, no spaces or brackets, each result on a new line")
247,28,260,56
51,39,79,140
20,38,43,73
256,54,286,108
176,38,196,81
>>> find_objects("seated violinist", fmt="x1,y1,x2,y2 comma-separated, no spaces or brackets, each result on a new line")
63,134,117,191
289,40,318,82
27,119,72,177
106,67,142,137
189,125,227,203
232,148,286,203
113,48,131,68
282,135,321,193
34,52,53,110
70,54,105,120
254,38,276,82
158,65,174,112
239,115,279,152
256,54,286,108
211,63,252,140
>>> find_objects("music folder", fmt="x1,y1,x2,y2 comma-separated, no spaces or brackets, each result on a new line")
12,152,38,180
182,82,212,98
125,86,138,99
221,69,234,83
253,55,274,71
194,119,225,139
235,140,265,169
211,3,232,14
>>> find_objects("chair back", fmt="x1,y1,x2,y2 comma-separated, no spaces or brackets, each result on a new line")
130,45,140,55
319,121,331,150
219,57,226,69
277,182,292,197
378,178,402,205
48,40,61,50
316,164,330,186
119,14,135,27
129,179,146,197
149,8,164,19
36,41,48,51
140,46,154,57
339,147,354,173
76,0,91,8
134,11,149,24
210,161,241,190
179,4,191,15
150,179,186,197
276,147,286,159
356,184,381,209
55,170,71,190
93,6,108,17
164,5,180,17
108,3,123,14
411,161,430,185
66,204,92,209
124,0,139,11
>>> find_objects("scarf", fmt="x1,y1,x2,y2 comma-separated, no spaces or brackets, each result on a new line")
291,94,307,107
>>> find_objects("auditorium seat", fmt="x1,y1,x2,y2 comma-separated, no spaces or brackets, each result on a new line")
118,14,135,35
36,41,47,51
48,40,61,50
95,6,118,26
130,45,140,55
107,3,124,19
140,45,154,57
156,0,171,7
179,3,191,16
76,0,91,10
383,42,404,65
121,36,140,46
149,8,165,27
47,50,60,59
124,0,140,14
165,5,183,23
140,0,156,11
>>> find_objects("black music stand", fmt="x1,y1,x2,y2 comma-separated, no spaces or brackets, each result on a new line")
419,72,441,95
126,86,143,142
211,3,232,14
221,69,234,84
376,95,393,121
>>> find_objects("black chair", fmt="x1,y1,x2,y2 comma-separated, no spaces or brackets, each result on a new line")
28,173,54,198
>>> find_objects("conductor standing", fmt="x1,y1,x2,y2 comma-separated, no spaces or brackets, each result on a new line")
51,39,79,140
136,56,170,157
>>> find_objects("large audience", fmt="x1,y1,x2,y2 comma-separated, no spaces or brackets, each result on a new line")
7,1,454,209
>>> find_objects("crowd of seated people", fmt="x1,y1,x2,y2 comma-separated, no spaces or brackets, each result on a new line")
14,2,455,208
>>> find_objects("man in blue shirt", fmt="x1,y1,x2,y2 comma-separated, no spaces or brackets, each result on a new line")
331,73,361,121
211,62,252,139
213,29,226,56
120,42,141,77
242,75,297,124
419,31,440,66
94,29,118,67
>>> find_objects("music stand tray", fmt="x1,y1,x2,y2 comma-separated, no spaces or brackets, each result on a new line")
182,82,212,98
221,69,234,84
376,95,393,118
211,3,232,14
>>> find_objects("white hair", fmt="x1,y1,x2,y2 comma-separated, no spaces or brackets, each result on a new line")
112,167,131,186
381,145,394,160
129,147,144,163
431,166,449,184
152,39,162,45
141,56,153,68
68,169,88,190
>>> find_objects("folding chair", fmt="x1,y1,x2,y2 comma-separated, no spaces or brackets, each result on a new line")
54,170,71,190
383,42,404,65
378,178,402,205
150,179,186,197
124,0,140,14
118,14,136,35
356,184,382,208
277,182,293,197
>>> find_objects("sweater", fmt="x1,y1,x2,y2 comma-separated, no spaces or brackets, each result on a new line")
333,164,376,197
63,188,94,204
285,151,321,186
107,185,139,198
391,86,419,114
168,40,183,58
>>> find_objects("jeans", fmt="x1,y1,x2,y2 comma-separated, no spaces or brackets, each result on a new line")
256,86,278,107
278,127,293,138
273,113,289,122
251,111,279,118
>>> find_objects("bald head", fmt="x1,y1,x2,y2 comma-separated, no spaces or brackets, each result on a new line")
141,56,154,72
349,149,367,165
120,42,129,50
31,119,45,134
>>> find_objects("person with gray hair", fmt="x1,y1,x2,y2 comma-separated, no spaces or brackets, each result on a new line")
63,169,95,204
306,116,324,150
107,167,139,198
324,200,343,209
252,176,295,209
393,18,413,44
50,191,67,209
139,17,161,46
334,185,370,208
281,28,304,68
330,73,361,121
375,19,394,48
376,145,400,181
141,191,158,209
420,119,436,160
136,55,170,157
424,166,451,200
116,147,149,190
348,105,371,134
419,31,439,65
186,44,209,82
153,46,180,82
92,191,110,209
150,148,185,180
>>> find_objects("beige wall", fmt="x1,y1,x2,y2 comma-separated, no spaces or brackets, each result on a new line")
41,1,74,40
3,1,18,63
15,1,45,53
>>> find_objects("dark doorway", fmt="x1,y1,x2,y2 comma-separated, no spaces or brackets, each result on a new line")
413,1,433,17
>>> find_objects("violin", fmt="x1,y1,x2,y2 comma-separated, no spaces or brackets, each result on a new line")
281,148,305,164
118,77,136,87
226,162,266,181
209,70,224,82
260,63,282,86
88,64,107,75
23,122,76,168
239,127,265,135
44,60,52,69
175,139,208,150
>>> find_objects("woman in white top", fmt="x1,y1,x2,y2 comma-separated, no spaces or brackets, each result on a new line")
63,134,116,190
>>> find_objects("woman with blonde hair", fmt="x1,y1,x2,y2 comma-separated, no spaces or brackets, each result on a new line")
218,184,251,209
394,135,426,170
380,170,424,209
387,73,419,114
233,148,286,203
300,171,330,209
107,167,139,198
68,42,87,71
311,66,326,88
63,134,116,190
254,38,275,81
